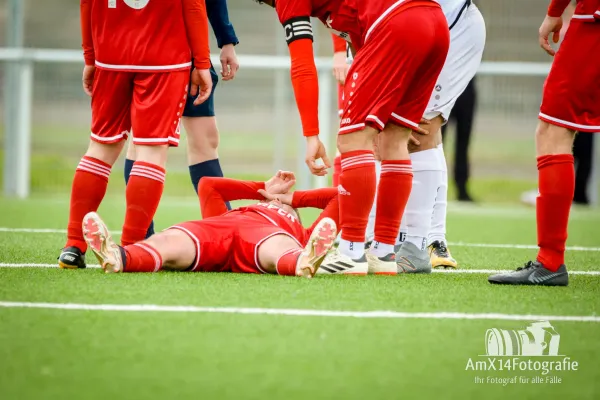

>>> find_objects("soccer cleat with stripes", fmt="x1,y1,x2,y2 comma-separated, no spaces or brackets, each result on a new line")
366,252,397,275
488,260,568,286
58,246,87,269
295,217,337,278
82,212,124,273
428,240,458,269
317,248,368,276
396,241,432,274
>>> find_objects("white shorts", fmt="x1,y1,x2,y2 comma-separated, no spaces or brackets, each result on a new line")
424,3,486,122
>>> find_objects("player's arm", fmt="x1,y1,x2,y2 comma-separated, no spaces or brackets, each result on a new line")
183,0,211,70
80,0,94,66
198,177,265,218
332,34,348,85
292,189,340,237
206,0,239,48
539,0,571,56
547,0,572,17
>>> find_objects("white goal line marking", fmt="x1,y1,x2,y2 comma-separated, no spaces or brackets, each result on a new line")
1,263,599,276
0,301,597,322
0,227,599,252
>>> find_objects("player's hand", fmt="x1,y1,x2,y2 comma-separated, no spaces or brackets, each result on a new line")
539,15,563,56
82,65,96,97
305,136,331,176
257,189,293,206
265,170,296,194
332,51,348,85
190,68,213,105
220,44,239,81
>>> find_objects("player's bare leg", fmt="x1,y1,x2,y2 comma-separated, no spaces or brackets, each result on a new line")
366,123,413,275
59,140,125,269
184,116,230,210
258,218,337,278
489,121,573,286
120,144,168,246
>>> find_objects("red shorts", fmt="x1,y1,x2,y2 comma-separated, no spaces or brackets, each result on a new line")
339,5,449,134
90,69,189,146
168,211,301,274
539,21,600,132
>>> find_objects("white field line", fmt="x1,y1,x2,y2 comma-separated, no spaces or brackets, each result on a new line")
1,227,599,252
1,263,599,276
0,301,597,322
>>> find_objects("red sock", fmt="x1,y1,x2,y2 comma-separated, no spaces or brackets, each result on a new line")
65,156,111,252
123,243,163,272
121,162,165,246
374,160,413,245
275,248,303,276
332,155,342,187
536,154,574,271
339,150,376,242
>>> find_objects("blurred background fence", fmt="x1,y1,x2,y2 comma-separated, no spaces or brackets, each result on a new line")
0,0,597,202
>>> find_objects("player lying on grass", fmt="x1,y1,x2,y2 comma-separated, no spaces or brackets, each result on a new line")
81,172,338,278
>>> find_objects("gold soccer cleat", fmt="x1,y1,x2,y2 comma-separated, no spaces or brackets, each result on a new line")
428,240,458,269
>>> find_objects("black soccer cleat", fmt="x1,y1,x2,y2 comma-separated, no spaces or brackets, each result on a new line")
58,246,87,269
488,260,568,286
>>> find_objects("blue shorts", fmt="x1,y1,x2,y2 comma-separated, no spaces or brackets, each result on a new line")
183,64,219,118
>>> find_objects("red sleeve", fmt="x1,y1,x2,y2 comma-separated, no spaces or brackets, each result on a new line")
548,0,572,17
198,177,265,219
183,0,211,70
289,39,320,137
292,188,339,238
80,0,94,66
332,34,346,53
292,188,340,237
292,188,338,210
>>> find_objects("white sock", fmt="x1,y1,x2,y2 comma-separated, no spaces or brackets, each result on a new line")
339,239,364,259
369,241,394,257
405,235,427,251
403,148,443,252
365,161,382,243
429,144,448,245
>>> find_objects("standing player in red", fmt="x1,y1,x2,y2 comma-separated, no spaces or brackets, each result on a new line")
58,0,213,269
488,0,600,286
80,172,338,278
256,0,449,274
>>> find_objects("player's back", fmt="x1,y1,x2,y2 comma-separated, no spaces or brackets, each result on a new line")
90,0,191,72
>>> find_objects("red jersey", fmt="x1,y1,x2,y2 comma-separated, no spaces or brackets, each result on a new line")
548,0,600,21
198,177,339,246
80,0,210,72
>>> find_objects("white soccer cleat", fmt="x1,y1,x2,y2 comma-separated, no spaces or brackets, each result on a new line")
296,217,337,278
317,248,368,276
82,212,123,273
366,252,397,275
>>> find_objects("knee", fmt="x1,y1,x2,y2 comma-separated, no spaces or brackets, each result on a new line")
135,144,169,167
86,140,125,166
337,128,376,154
535,122,575,156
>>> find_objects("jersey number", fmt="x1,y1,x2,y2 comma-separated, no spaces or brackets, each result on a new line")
108,0,150,9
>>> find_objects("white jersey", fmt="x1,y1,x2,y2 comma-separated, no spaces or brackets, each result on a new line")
435,0,469,25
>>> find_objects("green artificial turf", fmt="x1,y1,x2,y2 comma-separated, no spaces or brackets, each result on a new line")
0,196,599,399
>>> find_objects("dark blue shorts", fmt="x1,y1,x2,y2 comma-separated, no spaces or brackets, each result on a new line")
183,64,219,118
